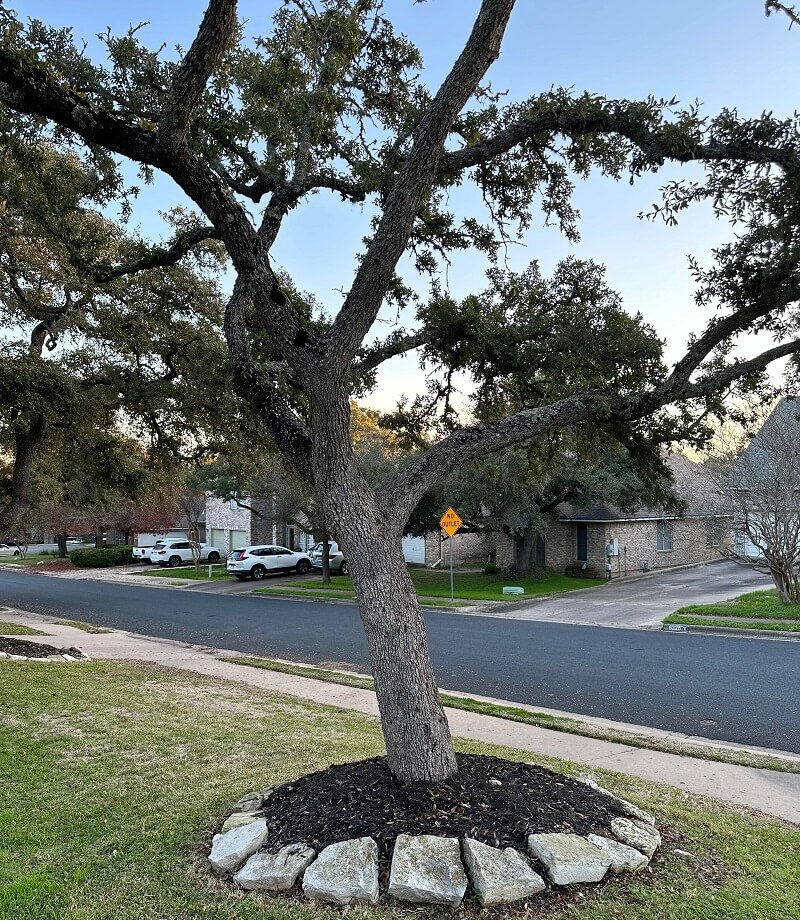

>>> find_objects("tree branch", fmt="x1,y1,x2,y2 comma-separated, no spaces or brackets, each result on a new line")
381,336,800,530
765,1,800,28
352,329,432,379
325,0,516,367
94,226,220,282
157,0,239,151
223,276,314,479
438,106,800,177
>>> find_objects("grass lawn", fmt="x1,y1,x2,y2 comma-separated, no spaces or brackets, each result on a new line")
0,621,49,636
1,660,798,919
141,564,231,580
261,569,604,602
665,589,800,632
0,553,64,567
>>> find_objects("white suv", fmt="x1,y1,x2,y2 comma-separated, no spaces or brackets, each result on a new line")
226,544,312,580
149,539,221,567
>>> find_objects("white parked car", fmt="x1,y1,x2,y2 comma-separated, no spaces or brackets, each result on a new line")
310,541,349,575
131,545,153,563
0,543,21,557
149,539,221,567
226,544,312,580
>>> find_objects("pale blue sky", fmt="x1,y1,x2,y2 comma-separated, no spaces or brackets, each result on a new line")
13,1,800,409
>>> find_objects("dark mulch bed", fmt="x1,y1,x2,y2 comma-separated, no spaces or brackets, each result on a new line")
262,753,631,872
0,636,85,658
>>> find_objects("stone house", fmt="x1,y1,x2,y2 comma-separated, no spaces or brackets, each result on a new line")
205,495,315,555
422,454,727,577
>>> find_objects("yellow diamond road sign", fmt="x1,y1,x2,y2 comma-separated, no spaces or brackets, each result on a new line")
439,507,463,537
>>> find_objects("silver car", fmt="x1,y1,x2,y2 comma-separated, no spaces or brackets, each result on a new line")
0,543,21,557
309,541,349,575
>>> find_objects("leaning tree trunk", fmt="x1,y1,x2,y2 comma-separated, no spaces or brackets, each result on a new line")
0,416,47,534
311,386,458,783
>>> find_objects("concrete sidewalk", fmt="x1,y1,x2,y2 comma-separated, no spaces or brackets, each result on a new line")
2,606,798,827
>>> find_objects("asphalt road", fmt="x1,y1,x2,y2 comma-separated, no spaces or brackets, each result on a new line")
2,569,798,754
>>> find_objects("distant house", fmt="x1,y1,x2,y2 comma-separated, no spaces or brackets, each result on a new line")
725,397,800,562
134,508,206,550
206,494,427,562
423,454,727,577
204,495,315,555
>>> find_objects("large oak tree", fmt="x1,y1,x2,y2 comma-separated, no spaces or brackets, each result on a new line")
2,1,800,781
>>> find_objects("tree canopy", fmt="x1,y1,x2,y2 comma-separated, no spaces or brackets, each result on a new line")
2,0,800,781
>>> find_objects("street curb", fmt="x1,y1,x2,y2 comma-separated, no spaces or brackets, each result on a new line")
662,623,800,641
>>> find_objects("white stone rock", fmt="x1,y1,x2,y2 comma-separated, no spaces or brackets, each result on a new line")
8,654,26,661
610,818,661,858
302,837,379,905
462,837,545,906
234,843,315,891
578,776,656,826
388,835,467,907
0,651,8,659
209,819,268,873
221,813,260,834
587,834,649,873
527,833,611,886
232,792,265,813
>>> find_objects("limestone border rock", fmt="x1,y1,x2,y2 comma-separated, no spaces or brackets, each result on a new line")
527,833,611,885
610,817,661,858
302,837,379,906
587,834,649,873
208,819,268,874
388,834,467,907
578,776,656,826
234,843,315,891
462,837,545,906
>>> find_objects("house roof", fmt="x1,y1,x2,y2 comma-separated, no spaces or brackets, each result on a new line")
727,397,800,488
558,453,721,523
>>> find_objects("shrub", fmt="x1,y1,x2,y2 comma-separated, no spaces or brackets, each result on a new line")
482,562,500,575
69,547,129,568
115,545,134,563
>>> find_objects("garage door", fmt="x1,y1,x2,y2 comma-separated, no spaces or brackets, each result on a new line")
210,528,249,554
228,529,248,551
402,535,426,564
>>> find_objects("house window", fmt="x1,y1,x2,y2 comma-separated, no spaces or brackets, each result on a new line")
576,523,588,562
657,520,673,552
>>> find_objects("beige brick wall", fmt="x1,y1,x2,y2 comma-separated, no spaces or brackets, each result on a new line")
205,496,251,535
488,516,722,577
424,531,495,566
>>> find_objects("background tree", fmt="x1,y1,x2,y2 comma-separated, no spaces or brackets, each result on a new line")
705,398,800,603
2,1,800,782
0,141,230,535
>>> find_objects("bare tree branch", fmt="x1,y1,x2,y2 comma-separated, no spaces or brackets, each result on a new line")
765,0,800,28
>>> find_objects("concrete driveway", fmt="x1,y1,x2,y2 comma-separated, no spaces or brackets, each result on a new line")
474,560,774,628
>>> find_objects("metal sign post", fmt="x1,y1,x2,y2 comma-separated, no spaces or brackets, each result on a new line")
438,507,463,604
